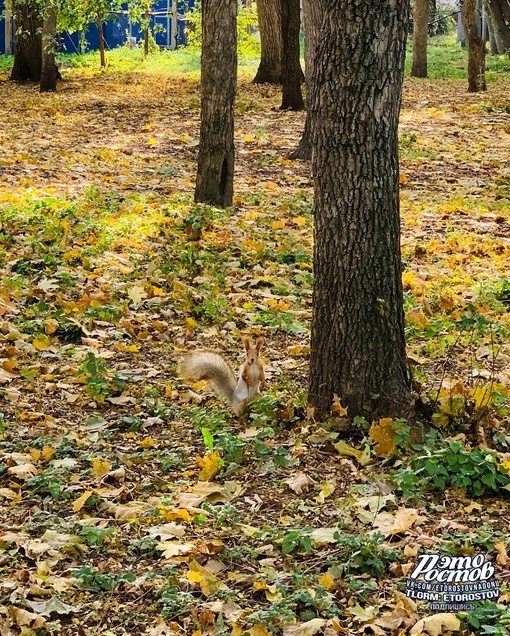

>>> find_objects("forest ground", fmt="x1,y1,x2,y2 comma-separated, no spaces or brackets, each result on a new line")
1,36,510,636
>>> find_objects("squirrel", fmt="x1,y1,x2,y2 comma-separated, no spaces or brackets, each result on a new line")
179,336,266,416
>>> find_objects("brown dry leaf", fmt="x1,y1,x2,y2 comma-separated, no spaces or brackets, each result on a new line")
177,481,243,508
495,542,509,566
373,507,420,535
147,616,181,636
157,541,196,558
232,626,270,636
9,606,46,629
283,619,327,636
7,463,39,480
410,613,460,636
284,471,312,494
331,393,348,417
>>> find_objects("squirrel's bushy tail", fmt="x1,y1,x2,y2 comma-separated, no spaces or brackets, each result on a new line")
179,352,236,402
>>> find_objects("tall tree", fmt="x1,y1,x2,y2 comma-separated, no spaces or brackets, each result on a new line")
253,0,283,84
280,0,304,110
40,0,57,92
411,0,429,77
10,0,42,82
289,0,325,160
308,0,412,420
5,0,14,55
194,0,237,208
462,0,486,92
485,0,510,55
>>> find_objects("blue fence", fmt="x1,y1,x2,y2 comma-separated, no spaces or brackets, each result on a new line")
0,0,195,55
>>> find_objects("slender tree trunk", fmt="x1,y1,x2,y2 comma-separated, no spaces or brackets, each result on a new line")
10,1,42,82
97,12,106,67
485,3,501,53
194,0,237,208
289,0,325,160
5,0,13,55
253,0,283,84
462,0,486,91
40,0,57,92
486,0,510,56
144,9,150,58
411,0,429,77
308,0,412,421
280,0,304,110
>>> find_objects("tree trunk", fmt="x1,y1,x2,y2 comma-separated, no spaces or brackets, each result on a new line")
280,0,304,110
289,0,325,160
40,0,57,92
308,0,412,421
97,12,106,67
194,0,237,208
5,0,13,55
485,3,501,54
462,0,486,92
144,9,150,58
10,1,42,82
411,0,429,77
253,0,282,83
486,0,510,56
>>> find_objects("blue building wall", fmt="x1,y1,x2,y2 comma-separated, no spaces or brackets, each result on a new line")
0,1,194,55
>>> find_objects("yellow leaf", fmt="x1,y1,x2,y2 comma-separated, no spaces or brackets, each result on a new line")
265,181,278,191
128,285,148,303
196,451,221,481
187,570,203,583
72,490,93,512
188,559,228,596
399,173,408,185
29,448,41,461
138,437,155,448
147,137,157,145
369,418,396,457
91,457,110,478
318,572,335,590
33,335,52,350
471,385,492,410
42,446,55,461
293,216,307,227
271,220,285,230
44,318,59,335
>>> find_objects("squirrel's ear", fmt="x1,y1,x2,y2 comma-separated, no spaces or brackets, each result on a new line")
255,337,264,352
242,336,251,351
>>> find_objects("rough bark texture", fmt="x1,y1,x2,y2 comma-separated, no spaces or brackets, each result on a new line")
10,1,42,82
411,0,429,77
280,0,304,110
486,0,510,55
253,0,283,84
462,0,486,92
40,0,57,92
289,0,325,160
194,0,237,208
98,13,106,67
5,0,13,55
308,0,412,421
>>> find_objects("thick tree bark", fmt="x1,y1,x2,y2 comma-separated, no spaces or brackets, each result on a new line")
97,12,106,67
10,1,42,82
486,0,510,56
194,0,237,208
411,0,429,77
5,0,13,55
289,0,325,160
280,0,304,110
308,0,412,421
462,0,486,92
40,0,57,92
253,0,283,84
